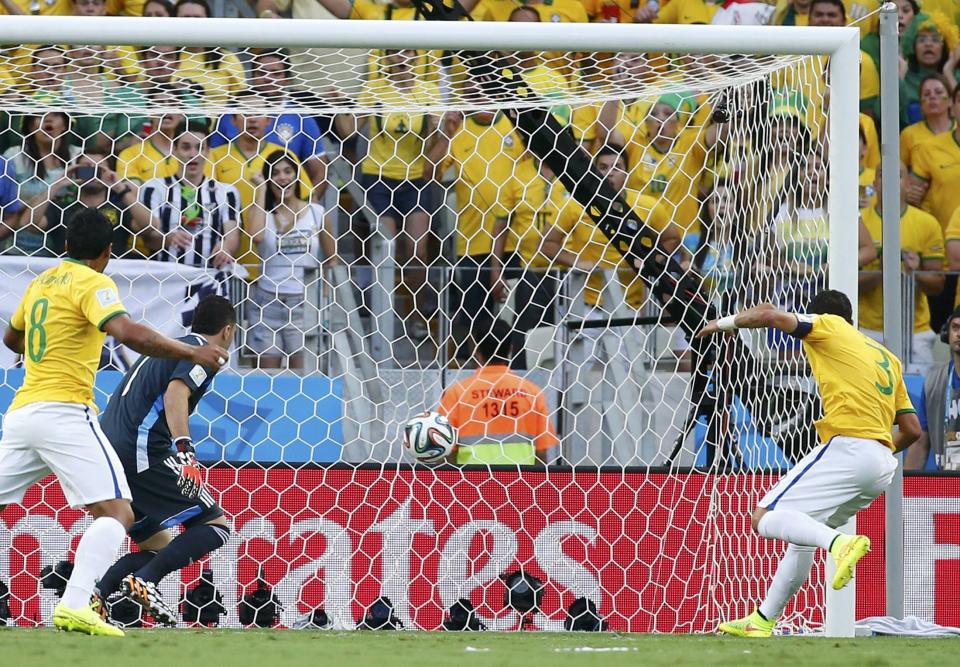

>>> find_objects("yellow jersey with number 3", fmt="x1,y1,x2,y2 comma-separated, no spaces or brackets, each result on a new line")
795,313,914,450
8,260,128,413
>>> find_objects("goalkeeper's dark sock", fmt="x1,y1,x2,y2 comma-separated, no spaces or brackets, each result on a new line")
98,550,156,598
135,524,230,585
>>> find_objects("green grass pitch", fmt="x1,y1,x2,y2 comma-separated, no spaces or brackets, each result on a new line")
3,630,955,667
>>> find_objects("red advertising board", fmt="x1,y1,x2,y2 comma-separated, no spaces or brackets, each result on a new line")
1,469,956,631
856,476,960,627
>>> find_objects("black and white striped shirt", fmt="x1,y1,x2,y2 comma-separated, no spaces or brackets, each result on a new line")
140,176,240,267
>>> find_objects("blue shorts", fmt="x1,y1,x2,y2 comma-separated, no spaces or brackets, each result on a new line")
361,175,432,220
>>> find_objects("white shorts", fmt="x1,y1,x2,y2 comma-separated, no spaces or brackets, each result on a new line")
759,436,897,528
0,402,132,509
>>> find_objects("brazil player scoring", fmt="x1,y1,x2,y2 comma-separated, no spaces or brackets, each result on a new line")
95,295,236,626
0,209,229,637
697,290,922,637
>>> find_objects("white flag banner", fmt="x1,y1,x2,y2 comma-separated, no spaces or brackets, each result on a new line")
0,257,233,370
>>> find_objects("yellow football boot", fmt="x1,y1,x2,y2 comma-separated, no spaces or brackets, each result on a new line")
830,534,871,591
53,601,125,637
717,609,775,637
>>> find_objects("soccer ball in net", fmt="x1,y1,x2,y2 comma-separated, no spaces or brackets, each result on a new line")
403,412,456,464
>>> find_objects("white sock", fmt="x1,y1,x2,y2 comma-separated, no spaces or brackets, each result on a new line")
61,517,126,609
757,509,839,551
758,544,816,620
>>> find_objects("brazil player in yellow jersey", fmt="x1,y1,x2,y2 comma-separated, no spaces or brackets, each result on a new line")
0,209,229,636
698,290,922,637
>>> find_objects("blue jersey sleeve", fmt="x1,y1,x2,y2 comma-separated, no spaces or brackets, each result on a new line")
917,382,928,432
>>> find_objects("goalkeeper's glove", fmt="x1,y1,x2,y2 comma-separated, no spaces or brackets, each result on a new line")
169,437,204,499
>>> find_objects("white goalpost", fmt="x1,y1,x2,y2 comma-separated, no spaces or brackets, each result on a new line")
0,15,864,634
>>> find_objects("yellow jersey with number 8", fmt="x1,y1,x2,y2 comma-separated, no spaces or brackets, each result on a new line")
8,260,128,413
796,313,914,450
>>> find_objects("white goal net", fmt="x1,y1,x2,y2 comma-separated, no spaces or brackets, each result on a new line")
0,18,861,632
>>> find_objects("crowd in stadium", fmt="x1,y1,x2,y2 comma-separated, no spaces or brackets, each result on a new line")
0,0,958,379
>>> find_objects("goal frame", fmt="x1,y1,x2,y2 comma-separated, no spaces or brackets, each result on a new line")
0,15,864,635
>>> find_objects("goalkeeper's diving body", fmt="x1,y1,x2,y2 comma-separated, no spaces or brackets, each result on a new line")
95,296,236,626
698,290,921,637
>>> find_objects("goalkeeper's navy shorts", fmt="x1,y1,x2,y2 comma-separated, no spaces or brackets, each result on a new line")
126,460,223,544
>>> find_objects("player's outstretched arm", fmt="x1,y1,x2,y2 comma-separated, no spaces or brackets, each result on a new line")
696,303,799,338
104,315,228,370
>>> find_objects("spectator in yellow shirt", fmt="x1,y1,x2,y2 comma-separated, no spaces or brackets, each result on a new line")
0,0,70,15
900,74,955,166
470,0,517,20
459,0,586,22
906,82,960,228
312,0,444,90
173,0,247,106
106,0,149,14
596,52,659,150
315,0,422,20
487,159,571,368
769,0,880,127
653,0,717,24
358,48,441,332
770,0,878,40
908,83,960,328
115,86,195,184
859,112,880,171
860,164,944,374
457,0,586,72
425,108,527,355
621,93,712,238
254,0,367,96
899,12,959,127
579,0,677,23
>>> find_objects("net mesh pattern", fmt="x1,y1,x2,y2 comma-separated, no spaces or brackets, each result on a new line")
0,40,851,632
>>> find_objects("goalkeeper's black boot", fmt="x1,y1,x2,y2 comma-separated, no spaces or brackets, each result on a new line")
122,575,177,627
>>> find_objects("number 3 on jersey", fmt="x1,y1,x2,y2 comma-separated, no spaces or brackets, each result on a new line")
27,297,49,362
865,340,894,396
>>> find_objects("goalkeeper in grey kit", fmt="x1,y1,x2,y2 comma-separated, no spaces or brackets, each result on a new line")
95,296,236,625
